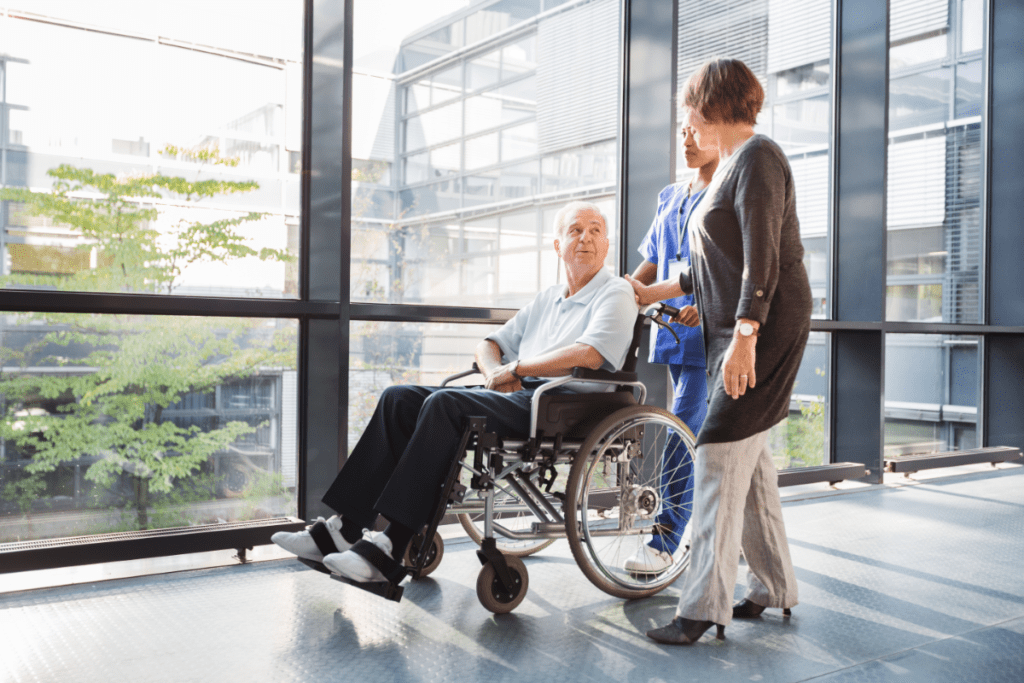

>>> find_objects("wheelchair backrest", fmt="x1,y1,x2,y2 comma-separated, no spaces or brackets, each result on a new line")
621,312,648,374
533,310,648,439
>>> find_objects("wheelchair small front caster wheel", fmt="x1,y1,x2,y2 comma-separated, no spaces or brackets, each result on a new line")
405,530,444,578
476,555,529,614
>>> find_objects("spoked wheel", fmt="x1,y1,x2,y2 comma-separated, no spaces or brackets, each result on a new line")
457,472,556,557
476,555,529,614
404,530,444,578
565,405,696,599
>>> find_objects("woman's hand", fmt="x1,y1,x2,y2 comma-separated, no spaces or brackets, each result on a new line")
673,305,700,327
721,334,756,399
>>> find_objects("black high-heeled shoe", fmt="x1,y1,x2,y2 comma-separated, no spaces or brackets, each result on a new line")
732,599,792,619
646,617,725,645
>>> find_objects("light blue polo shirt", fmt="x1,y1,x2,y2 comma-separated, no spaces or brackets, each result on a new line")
486,269,637,381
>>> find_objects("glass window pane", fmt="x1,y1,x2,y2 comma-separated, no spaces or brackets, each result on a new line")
500,74,537,103
775,61,830,97
889,67,951,129
354,0,619,309
887,3,983,324
465,0,539,45
767,332,830,469
884,334,979,457
463,174,497,206
465,133,499,170
501,121,538,161
465,94,502,135
501,36,537,79
955,60,983,118
772,95,830,149
540,140,617,193
0,312,298,542
961,0,984,53
404,101,463,151
405,82,430,114
0,5,303,299
348,321,504,444
430,141,462,176
676,0,833,321
468,49,501,91
431,64,464,105
400,180,461,217
405,151,429,184
463,217,498,253
890,33,948,70
499,161,540,199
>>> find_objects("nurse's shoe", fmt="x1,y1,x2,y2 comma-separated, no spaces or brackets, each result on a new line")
623,544,673,573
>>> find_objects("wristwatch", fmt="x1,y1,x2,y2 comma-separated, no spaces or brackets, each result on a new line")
510,359,524,380
737,322,756,337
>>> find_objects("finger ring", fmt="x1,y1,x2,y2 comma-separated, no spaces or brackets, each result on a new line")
740,375,748,379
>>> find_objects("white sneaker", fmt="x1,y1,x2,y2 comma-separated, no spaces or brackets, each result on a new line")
623,544,673,573
323,530,394,582
271,515,350,562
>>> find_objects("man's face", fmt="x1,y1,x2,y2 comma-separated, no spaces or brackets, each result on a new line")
680,107,717,153
680,110,718,169
555,209,609,272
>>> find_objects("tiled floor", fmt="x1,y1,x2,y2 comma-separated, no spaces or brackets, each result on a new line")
2,466,1023,683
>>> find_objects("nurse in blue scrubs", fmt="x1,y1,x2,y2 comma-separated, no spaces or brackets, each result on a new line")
622,124,718,572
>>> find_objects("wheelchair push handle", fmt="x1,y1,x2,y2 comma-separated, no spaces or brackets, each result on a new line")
642,303,682,345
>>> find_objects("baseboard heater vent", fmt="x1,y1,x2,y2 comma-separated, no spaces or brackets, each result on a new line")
778,462,867,487
885,446,1021,474
0,516,305,574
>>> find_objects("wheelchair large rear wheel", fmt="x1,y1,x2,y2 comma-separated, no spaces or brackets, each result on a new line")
457,478,556,557
565,405,696,600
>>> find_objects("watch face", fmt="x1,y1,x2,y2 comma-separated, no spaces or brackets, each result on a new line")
739,322,754,336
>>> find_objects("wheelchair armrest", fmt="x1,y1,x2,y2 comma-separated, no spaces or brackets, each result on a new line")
570,367,639,383
440,362,481,387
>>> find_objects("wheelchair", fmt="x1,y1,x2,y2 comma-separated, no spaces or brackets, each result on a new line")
319,303,698,614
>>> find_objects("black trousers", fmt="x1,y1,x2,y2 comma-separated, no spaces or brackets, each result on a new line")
322,384,560,532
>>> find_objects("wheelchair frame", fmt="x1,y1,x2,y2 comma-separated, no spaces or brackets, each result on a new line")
395,303,698,614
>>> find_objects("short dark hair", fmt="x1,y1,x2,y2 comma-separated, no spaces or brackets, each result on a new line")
682,58,764,126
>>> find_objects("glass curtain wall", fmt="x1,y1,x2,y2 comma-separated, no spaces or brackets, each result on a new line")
884,0,984,457
349,0,623,425
0,2,303,543
676,0,833,467
351,0,621,311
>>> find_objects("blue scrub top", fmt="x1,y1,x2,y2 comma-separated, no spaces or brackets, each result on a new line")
638,182,706,368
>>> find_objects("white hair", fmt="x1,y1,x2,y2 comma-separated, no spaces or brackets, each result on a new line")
552,201,608,239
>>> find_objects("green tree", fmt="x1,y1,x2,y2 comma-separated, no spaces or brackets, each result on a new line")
0,148,295,532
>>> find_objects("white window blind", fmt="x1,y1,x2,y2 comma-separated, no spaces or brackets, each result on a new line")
767,0,831,74
536,0,619,154
677,0,768,82
790,153,829,237
891,0,949,43
887,135,947,229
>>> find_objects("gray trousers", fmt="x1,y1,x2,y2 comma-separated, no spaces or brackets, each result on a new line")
675,429,798,625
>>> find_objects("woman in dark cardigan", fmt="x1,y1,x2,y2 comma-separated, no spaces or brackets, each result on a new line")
626,58,812,645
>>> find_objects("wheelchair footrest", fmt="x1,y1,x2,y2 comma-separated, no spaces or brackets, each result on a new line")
329,573,405,602
296,557,331,575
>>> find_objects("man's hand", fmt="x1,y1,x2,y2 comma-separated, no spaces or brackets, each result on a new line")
484,362,522,394
672,305,700,327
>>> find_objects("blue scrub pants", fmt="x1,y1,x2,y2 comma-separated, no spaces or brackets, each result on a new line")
648,364,708,554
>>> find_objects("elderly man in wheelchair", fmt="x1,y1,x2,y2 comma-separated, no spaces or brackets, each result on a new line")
273,200,697,613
